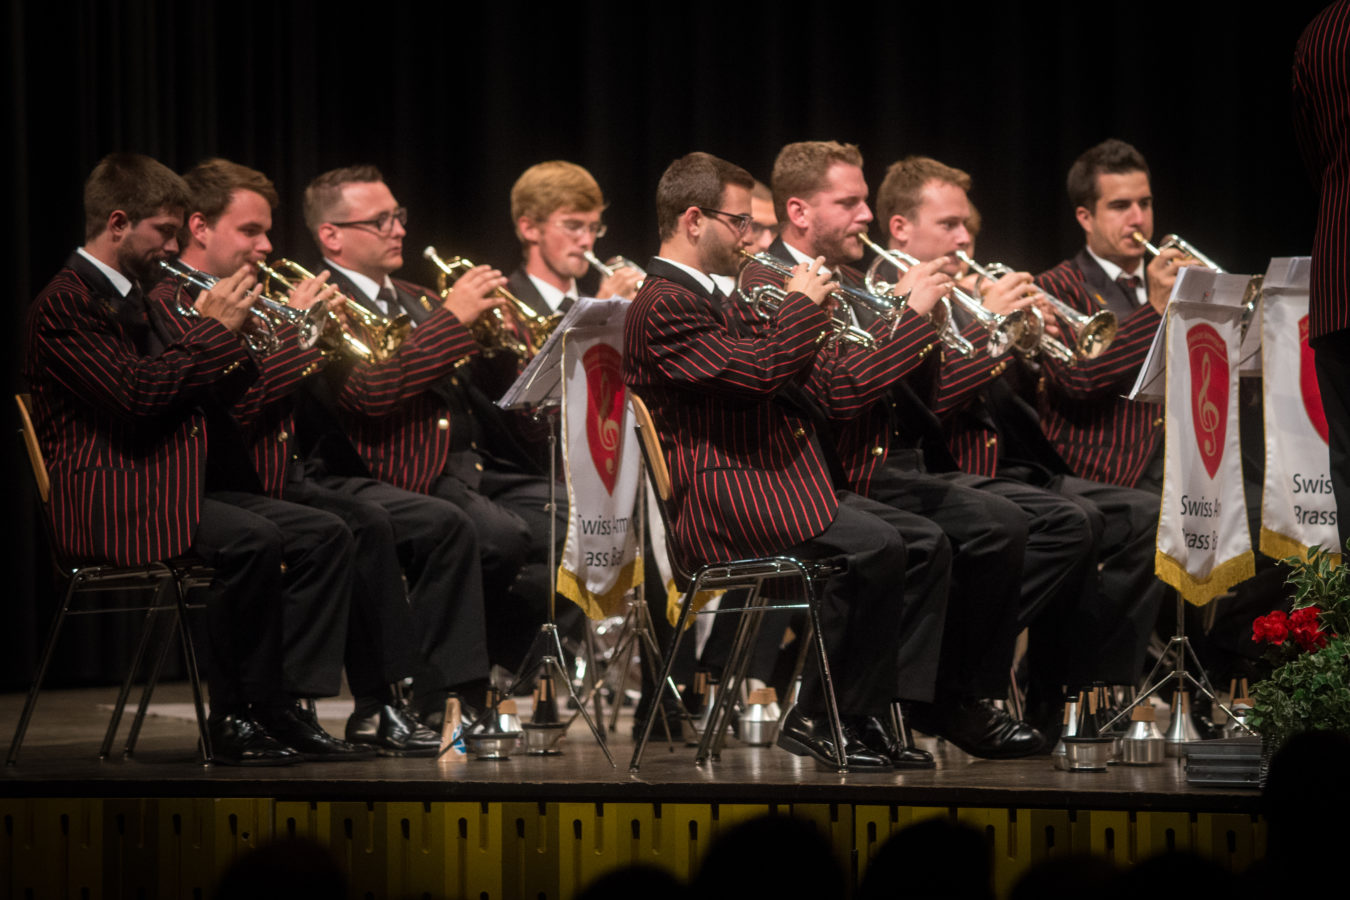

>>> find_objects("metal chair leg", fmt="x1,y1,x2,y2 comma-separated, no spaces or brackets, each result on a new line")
630,575,703,772
6,574,82,765
102,579,172,758
804,569,849,773
173,578,212,765
123,605,180,757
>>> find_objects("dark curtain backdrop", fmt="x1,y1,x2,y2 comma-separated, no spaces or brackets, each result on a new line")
1,0,1328,687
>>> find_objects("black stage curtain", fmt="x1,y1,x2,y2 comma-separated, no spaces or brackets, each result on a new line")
1,0,1328,687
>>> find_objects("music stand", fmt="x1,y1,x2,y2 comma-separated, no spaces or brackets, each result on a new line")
496,298,634,766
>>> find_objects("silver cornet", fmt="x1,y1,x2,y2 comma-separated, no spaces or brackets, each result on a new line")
157,259,280,356
583,251,646,291
1131,232,1225,273
954,251,1104,362
734,265,877,350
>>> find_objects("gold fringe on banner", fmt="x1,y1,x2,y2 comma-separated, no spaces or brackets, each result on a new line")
1155,549,1256,606
557,557,643,621
1259,527,1342,567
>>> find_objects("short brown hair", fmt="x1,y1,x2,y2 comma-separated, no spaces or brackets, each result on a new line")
183,158,279,225
510,161,605,238
875,156,972,228
303,164,384,238
654,152,754,241
1066,139,1149,211
770,141,863,222
83,153,191,241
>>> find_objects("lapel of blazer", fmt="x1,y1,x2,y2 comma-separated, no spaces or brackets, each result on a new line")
1074,247,1137,320
507,268,553,318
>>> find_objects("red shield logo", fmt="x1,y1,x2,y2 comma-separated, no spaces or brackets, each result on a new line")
583,343,625,494
1298,315,1330,445
1186,323,1229,480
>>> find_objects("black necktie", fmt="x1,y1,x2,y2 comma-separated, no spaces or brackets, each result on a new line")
120,284,152,354
376,284,398,318
1116,274,1142,294
559,295,577,314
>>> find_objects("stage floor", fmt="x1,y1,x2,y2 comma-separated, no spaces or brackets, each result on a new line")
0,683,1260,813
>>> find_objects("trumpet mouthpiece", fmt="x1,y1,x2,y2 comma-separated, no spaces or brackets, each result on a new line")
1130,232,1146,244
422,246,437,260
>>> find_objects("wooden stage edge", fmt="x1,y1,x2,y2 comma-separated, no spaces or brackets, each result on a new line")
0,685,1260,814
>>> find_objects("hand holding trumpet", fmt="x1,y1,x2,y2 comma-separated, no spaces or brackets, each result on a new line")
784,256,838,308
442,265,509,326
194,266,262,333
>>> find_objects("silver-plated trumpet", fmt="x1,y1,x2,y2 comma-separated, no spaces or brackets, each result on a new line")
1132,232,1225,273
583,251,647,290
734,265,877,349
157,259,280,356
953,251,1104,361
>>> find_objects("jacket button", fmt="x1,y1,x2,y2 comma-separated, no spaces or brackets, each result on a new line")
871,445,884,457
189,424,200,437
985,436,998,448
278,431,289,443
450,377,460,387
1153,417,1164,427
224,362,240,374
793,427,806,439
474,462,484,471
438,418,450,431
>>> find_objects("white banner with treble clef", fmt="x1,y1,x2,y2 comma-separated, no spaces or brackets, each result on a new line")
557,325,643,619
1155,300,1254,605
1259,258,1340,564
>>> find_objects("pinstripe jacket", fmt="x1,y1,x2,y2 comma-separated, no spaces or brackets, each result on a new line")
148,277,325,498
1293,0,1350,341
1034,250,1164,487
23,253,257,565
623,258,839,565
322,270,481,494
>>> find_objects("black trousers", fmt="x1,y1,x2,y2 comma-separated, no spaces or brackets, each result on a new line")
430,465,572,671
1314,328,1350,552
786,492,950,714
866,464,1023,698
194,493,353,711
285,476,490,697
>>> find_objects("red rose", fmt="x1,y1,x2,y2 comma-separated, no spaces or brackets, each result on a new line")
1253,610,1289,645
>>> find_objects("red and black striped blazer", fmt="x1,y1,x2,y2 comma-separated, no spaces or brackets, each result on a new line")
738,249,942,496
1293,0,1350,341
148,278,325,498
325,271,480,494
23,253,257,565
1034,253,1164,487
623,258,838,565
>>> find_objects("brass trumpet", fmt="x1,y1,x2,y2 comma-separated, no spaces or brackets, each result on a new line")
734,265,877,350
256,259,410,363
1131,232,1225,273
157,259,280,356
423,246,560,358
857,234,991,358
583,251,647,291
953,251,1103,362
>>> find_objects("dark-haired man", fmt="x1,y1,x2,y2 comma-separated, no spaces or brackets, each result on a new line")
625,151,950,770
23,154,300,765
303,165,566,697
741,141,1044,758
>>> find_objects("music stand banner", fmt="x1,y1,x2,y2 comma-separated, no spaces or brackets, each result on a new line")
1155,300,1254,605
1259,258,1340,564
557,326,643,619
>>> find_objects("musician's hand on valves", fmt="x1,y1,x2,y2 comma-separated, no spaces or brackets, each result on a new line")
1146,246,1202,314
1032,294,1068,343
901,257,952,317
443,265,508,325
598,265,642,301
288,269,337,311
980,270,1037,317
785,256,839,308
195,265,261,332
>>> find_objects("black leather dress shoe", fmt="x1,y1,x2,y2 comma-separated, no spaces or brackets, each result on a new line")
851,715,935,769
938,698,1046,759
256,703,377,762
776,708,892,770
209,714,302,767
346,702,441,757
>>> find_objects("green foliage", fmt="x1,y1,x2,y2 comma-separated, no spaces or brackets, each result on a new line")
1249,546,1350,750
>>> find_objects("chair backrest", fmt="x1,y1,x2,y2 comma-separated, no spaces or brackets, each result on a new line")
628,392,692,586
16,394,50,505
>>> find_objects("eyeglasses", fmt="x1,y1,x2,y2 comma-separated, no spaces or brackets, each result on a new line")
699,207,752,235
551,218,607,238
329,206,408,235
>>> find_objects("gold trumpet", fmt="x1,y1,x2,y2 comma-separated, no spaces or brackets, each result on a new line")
157,259,280,356
422,246,560,358
953,251,1105,362
1131,232,1225,273
583,251,647,291
256,259,410,363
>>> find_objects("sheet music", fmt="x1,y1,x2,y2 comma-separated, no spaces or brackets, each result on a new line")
1239,257,1311,375
497,296,630,410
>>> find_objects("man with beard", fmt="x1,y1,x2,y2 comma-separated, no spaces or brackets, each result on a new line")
625,150,950,770
740,140,1045,758
23,154,308,765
